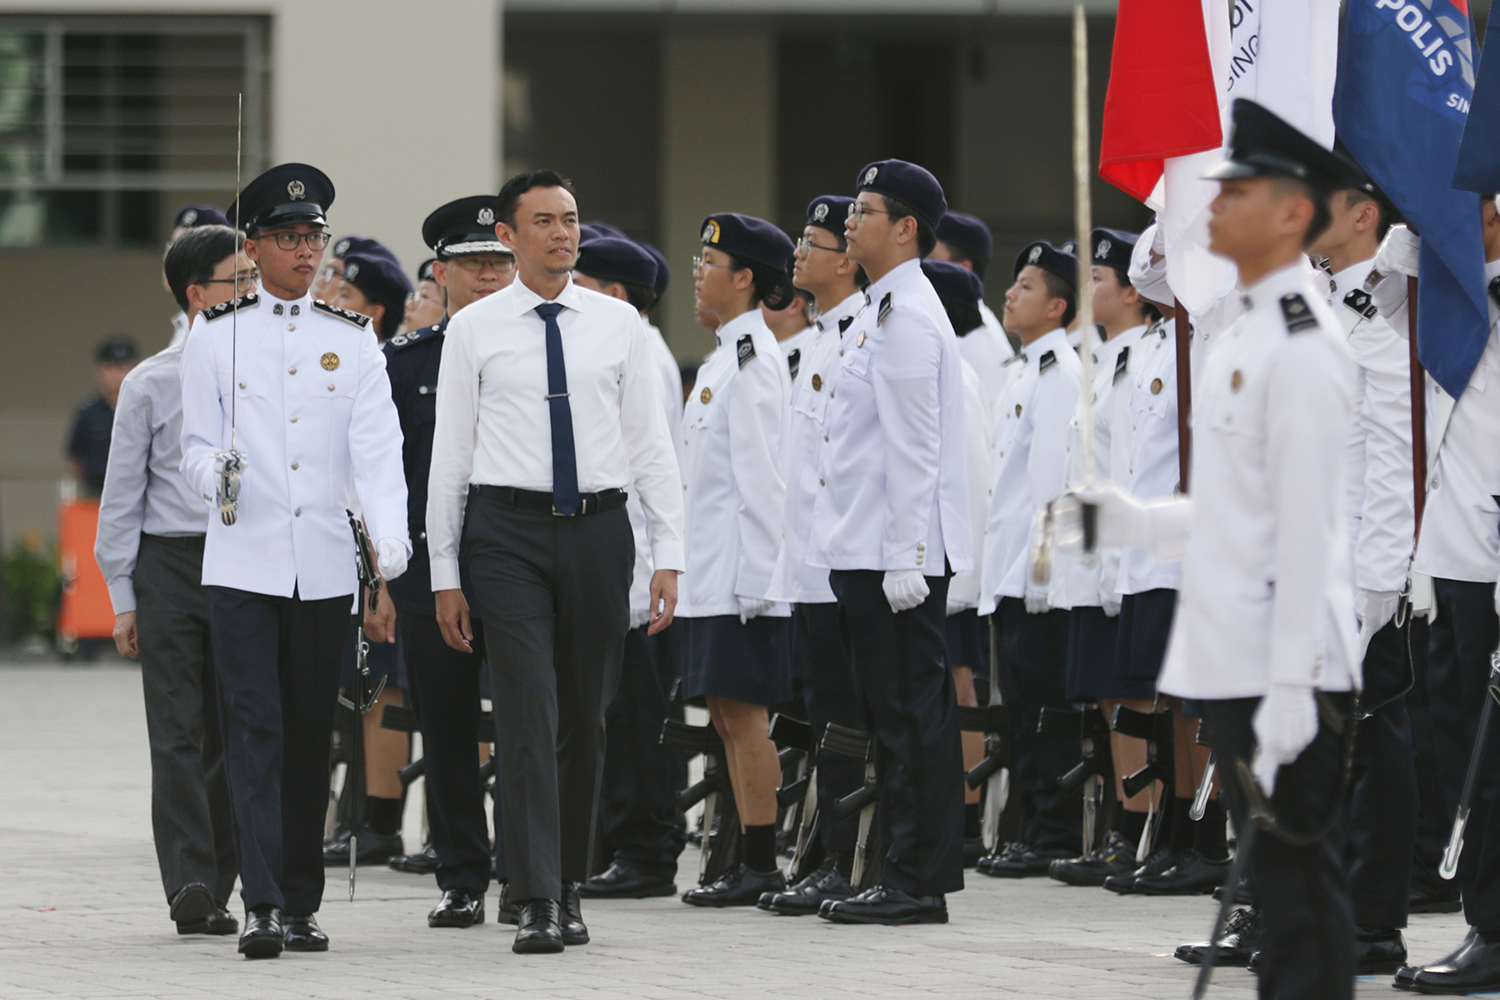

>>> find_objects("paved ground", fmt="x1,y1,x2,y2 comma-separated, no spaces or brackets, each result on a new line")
0,661,1471,999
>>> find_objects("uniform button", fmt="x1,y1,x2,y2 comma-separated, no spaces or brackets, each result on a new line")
829,390,835,398
294,508,302,517
824,434,829,441
290,415,299,423
291,462,299,470
238,381,246,389
839,349,845,356
1431,476,1440,490
288,366,297,375
328,384,336,391
419,531,427,541
819,478,825,486
287,324,296,331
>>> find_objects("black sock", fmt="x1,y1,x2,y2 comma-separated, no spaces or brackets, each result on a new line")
366,796,402,836
964,803,982,839
1194,799,1228,861
744,823,777,873
1119,809,1147,845
1168,797,1194,853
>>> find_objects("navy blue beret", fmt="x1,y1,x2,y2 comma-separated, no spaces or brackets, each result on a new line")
173,203,229,230
922,260,984,309
342,251,413,309
96,337,139,364
422,196,510,258
227,163,334,234
855,159,947,230
576,236,660,290
417,258,438,283
1089,228,1138,273
1014,240,1078,289
700,213,794,272
330,234,398,264
805,195,855,237
936,211,993,263
581,221,629,242
639,241,670,297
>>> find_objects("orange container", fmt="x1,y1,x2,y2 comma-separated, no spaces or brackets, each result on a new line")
56,499,115,642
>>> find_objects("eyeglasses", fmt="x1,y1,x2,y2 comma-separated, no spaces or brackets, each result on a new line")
254,230,332,251
406,289,443,307
451,255,515,274
316,263,344,285
200,270,260,294
795,236,842,259
847,203,890,225
692,255,737,278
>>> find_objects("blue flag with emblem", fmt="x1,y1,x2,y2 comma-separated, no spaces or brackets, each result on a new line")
1454,30,1500,194
1333,0,1488,398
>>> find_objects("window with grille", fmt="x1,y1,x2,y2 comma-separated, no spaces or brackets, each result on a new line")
0,16,266,247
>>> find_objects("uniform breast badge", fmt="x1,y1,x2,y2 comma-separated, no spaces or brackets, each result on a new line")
321,352,340,371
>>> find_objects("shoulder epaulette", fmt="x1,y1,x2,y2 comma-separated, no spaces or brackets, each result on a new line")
1039,350,1058,375
387,322,441,352
200,293,257,321
787,348,801,381
737,333,756,370
1280,293,1319,334
1113,345,1130,385
1343,289,1378,321
313,299,372,329
877,292,893,327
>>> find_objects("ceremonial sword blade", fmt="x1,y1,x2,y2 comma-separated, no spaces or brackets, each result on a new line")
1440,648,1500,879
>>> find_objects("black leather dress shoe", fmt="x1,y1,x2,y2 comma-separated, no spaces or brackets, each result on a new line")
496,881,521,925
1396,931,1480,992
1357,927,1408,976
682,865,786,907
560,882,589,945
1048,832,1136,887
238,907,283,959
578,860,677,899
168,882,216,925
282,913,328,952
1102,847,1178,895
1410,888,1464,914
322,828,404,866
975,842,1022,876
1247,950,1262,975
1173,907,1260,967
1132,849,1230,895
389,843,440,875
819,884,948,925
980,844,1073,878
178,904,238,936
759,857,854,915
1213,878,1254,906
1409,931,1500,995
512,899,565,954
428,889,484,928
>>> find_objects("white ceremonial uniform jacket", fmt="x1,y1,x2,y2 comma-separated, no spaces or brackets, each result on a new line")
678,309,792,618
779,325,812,383
1326,261,1414,593
1055,331,1133,610
1413,259,1500,585
957,311,1014,409
979,326,1082,612
810,258,973,576
948,357,994,612
1157,263,1358,699
769,292,865,606
1116,320,1184,597
179,293,410,600
627,320,686,617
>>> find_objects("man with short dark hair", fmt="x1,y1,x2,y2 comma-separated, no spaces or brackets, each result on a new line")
97,224,252,939
428,170,684,953
338,248,413,342
67,338,139,499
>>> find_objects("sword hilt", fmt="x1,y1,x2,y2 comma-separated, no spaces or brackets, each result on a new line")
1441,808,1468,881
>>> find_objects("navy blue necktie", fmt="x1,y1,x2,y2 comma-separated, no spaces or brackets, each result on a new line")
534,303,580,515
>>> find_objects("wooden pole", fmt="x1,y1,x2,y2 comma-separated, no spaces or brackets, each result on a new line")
1175,299,1192,490
1072,4,1097,486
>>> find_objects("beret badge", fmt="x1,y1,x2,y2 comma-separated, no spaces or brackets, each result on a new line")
863,167,878,185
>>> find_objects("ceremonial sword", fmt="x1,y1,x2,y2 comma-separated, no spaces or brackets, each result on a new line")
217,92,246,526
340,512,389,901
1439,648,1500,880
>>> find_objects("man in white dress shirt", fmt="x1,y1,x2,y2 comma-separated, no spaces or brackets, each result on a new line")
97,224,252,939
178,164,411,959
427,170,684,953
811,159,972,925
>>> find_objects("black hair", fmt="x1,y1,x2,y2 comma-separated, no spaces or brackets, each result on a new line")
727,253,796,310
497,169,577,228
944,302,984,337
1270,175,1333,248
880,194,938,258
1101,264,1162,325
1039,269,1078,328
939,241,989,280
372,294,404,340
596,278,657,314
1343,187,1396,244
163,224,244,313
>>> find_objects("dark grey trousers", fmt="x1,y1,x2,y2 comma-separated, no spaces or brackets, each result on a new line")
463,492,633,902
134,533,237,906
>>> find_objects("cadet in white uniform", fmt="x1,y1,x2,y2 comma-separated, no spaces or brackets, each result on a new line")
977,240,1084,878
1075,100,1362,999
932,210,1016,403
178,164,411,959
761,195,869,916
811,159,971,925
764,287,814,382
676,213,795,908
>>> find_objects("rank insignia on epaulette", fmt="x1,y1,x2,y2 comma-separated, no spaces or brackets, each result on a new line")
787,349,801,381
201,293,258,321
1343,289,1377,320
1280,293,1319,333
737,334,756,369
314,299,372,329
1039,350,1057,374
877,292,893,327
1113,346,1129,385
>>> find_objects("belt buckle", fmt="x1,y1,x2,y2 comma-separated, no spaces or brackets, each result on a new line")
551,497,589,517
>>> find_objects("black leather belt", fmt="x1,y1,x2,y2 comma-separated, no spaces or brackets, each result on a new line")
472,484,627,517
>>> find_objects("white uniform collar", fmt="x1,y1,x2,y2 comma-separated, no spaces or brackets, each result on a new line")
864,257,924,302
1328,259,1374,297
270,289,313,313
714,307,764,347
816,290,866,332
1239,260,1316,310
508,272,584,317
1019,327,1069,365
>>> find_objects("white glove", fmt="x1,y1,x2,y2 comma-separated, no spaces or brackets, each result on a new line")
1100,592,1122,618
882,570,929,613
1056,485,1149,550
1024,586,1050,615
375,537,409,582
1374,224,1419,280
737,596,776,624
1493,578,1500,619
1354,589,1401,633
1252,683,1319,796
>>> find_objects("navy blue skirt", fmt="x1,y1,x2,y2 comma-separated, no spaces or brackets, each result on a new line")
1065,605,1122,701
680,614,793,706
1109,589,1178,702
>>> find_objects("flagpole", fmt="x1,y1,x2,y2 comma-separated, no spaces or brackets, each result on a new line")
1072,3,1097,491
1174,299,1191,489
1409,275,1425,543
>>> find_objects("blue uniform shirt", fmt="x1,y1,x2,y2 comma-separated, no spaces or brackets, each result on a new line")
383,318,446,615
